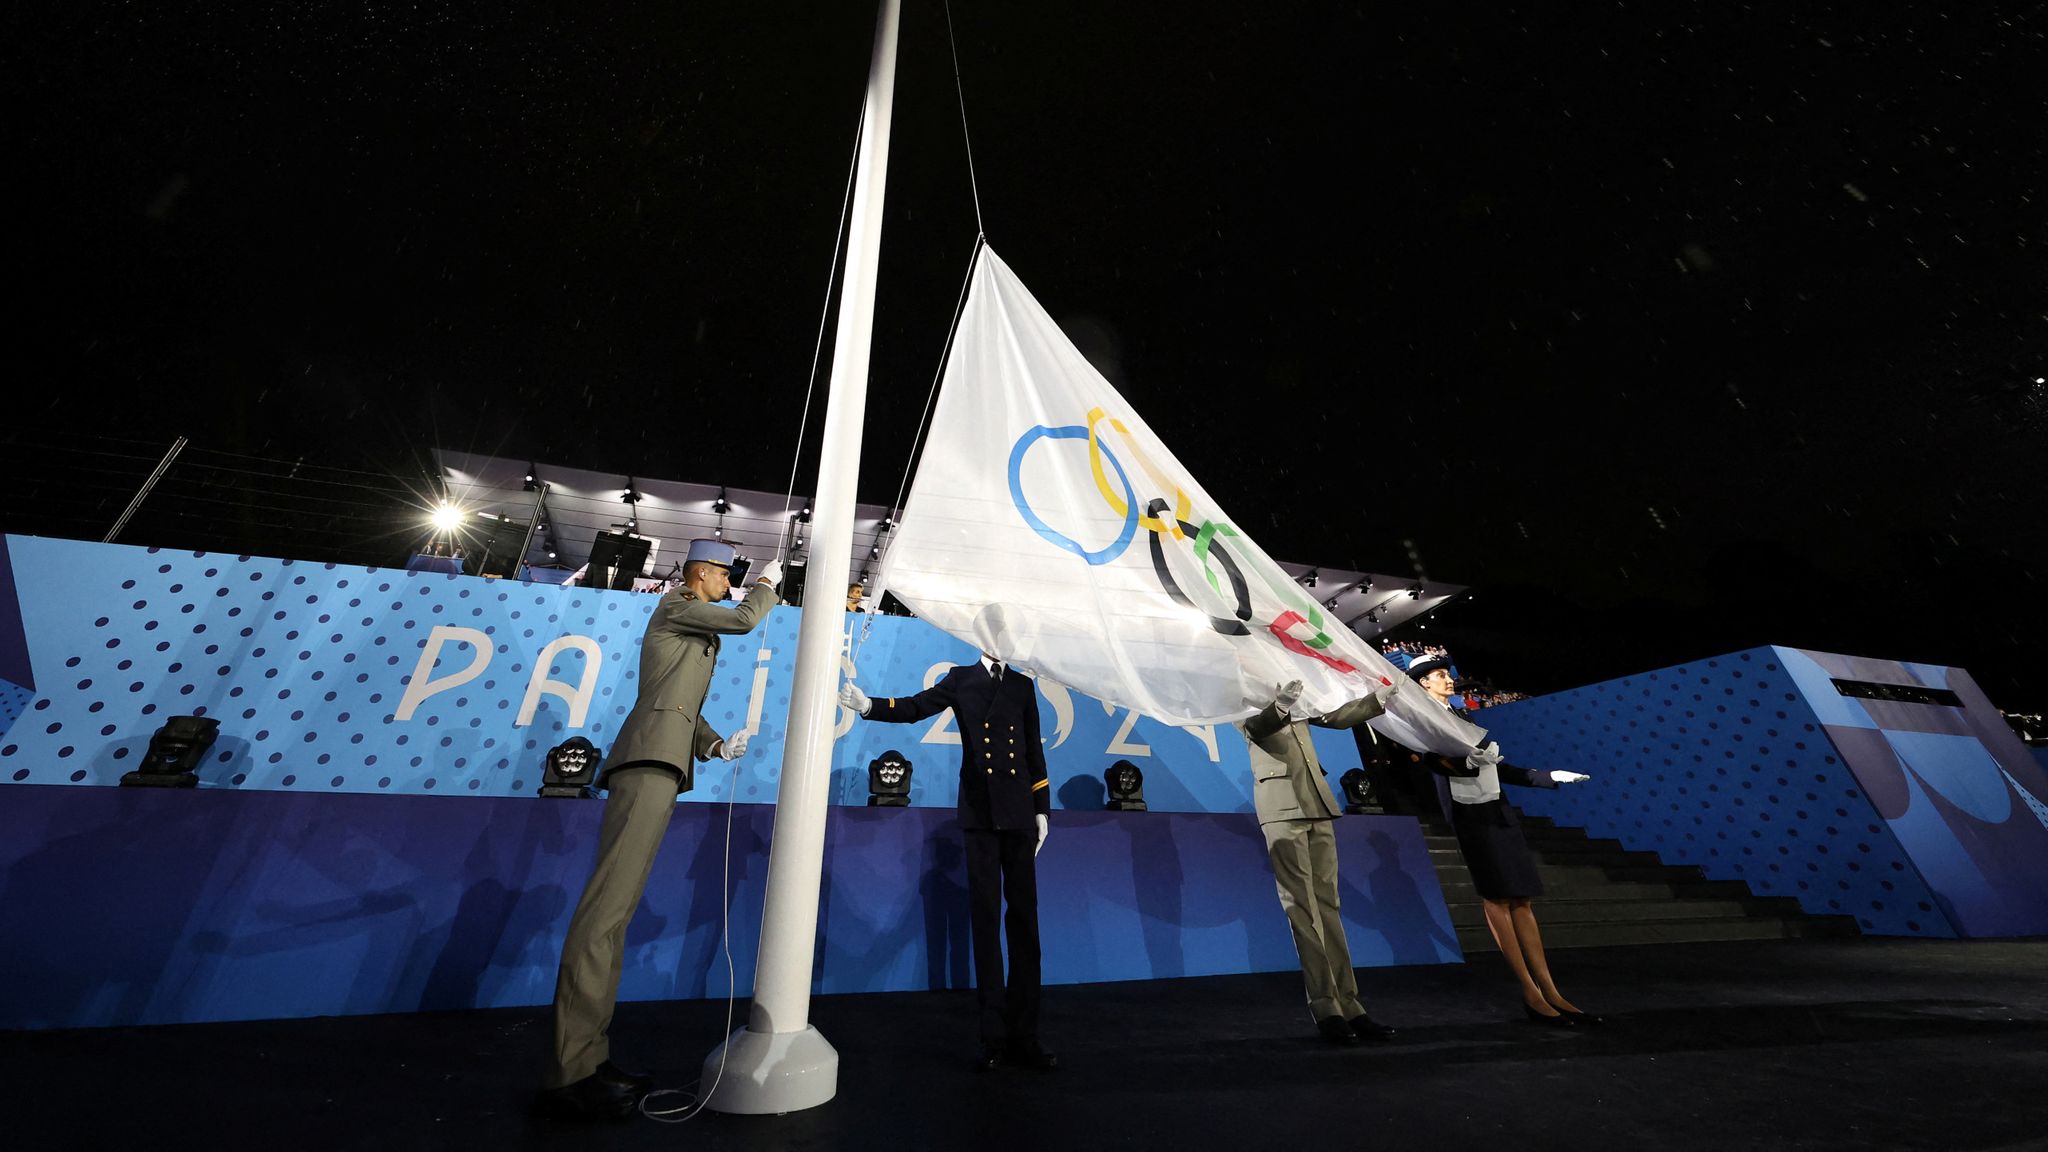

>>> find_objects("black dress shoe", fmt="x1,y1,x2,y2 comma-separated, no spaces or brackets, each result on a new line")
594,1060,654,1096
1346,1012,1397,1041
1005,1043,1060,1071
535,1072,639,1121
1315,1015,1358,1045
1523,1003,1577,1029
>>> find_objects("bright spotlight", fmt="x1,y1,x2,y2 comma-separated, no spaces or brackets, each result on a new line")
430,504,464,533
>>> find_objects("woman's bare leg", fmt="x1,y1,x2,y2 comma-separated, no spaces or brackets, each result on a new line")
1481,898,1557,1014
1509,900,1581,1013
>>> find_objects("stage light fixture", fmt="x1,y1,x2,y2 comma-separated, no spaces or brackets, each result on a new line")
539,736,602,799
119,715,221,788
1325,597,1340,610
1104,759,1148,811
869,546,880,558
867,749,913,807
621,478,641,504
429,503,463,533
523,464,539,491
1406,586,1423,600
1364,609,1380,625
879,517,895,532
712,488,730,515
1300,570,1319,589
713,526,724,539
1338,768,1379,814
798,503,813,523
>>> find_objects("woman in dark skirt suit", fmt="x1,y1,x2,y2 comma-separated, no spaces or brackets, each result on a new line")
1408,656,1598,1026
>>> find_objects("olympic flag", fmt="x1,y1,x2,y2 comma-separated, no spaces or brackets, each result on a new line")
875,245,1486,756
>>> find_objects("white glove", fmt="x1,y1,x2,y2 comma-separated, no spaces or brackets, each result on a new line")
1370,680,1399,710
717,730,750,761
1465,741,1504,773
839,682,871,716
1550,770,1591,784
753,559,783,590
1274,680,1304,712
1034,813,1049,857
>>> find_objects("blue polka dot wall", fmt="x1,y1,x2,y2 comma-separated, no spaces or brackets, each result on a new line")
0,537,1300,814
0,679,32,748
0,538,786,799
1473,646,1949,937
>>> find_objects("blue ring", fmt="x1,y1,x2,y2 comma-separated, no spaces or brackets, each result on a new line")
1007,425,1138,566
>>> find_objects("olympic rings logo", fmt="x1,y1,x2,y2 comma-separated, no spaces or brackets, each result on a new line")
1007,408,1355,674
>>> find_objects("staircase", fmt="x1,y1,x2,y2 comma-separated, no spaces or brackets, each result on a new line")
1422,813,1861,952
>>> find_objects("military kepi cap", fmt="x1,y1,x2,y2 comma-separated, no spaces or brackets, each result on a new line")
684,538,737,568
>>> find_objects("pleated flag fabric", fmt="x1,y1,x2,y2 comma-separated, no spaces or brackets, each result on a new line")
875,245,1485,756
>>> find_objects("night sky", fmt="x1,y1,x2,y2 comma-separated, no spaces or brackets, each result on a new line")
10,2,2045,705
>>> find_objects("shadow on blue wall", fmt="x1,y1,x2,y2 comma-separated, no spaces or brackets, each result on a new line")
1348,829,1462,966
0,787,1456,1030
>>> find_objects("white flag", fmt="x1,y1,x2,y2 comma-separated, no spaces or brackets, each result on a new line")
877,246,1485,756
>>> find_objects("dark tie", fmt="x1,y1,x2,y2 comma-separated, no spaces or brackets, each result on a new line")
990,661,1005,681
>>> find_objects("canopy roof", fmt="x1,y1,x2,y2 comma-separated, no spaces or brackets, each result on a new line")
433,449,1463,639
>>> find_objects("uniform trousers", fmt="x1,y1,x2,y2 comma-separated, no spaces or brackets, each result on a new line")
964,827,1042,1048
1260,816,1365,1020
547,763,682,1088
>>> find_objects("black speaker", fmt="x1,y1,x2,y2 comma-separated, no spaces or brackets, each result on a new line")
783,560,809,607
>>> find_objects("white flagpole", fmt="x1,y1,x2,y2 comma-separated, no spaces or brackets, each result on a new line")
702,0,900,1115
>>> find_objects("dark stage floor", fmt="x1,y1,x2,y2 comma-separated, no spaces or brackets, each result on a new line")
6,938,2048,1151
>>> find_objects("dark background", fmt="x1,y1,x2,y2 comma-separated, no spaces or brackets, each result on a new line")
7,2,2043,704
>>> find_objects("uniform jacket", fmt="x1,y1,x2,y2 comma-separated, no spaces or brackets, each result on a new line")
1430,760,1558,825
602,580,780,789
863,662,1050,830
1426,706,1557,825
1238,694,1388,826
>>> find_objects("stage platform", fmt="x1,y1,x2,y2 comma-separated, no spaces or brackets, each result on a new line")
6,937,2045,1150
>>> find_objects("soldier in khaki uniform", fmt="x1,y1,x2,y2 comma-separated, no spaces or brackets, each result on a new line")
1237,678,1398,1045
537,539,781,1120
841,654,1057,1071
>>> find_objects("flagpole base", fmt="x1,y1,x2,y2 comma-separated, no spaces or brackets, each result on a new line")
700,1025,838,1115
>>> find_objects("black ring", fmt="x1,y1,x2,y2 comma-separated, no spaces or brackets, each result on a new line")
1144,498,1252,636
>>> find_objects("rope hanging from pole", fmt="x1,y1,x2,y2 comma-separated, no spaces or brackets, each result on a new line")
791,0,991,627
942,0,986,239
776,101,870,548
887,237,985,529
865,3,994,605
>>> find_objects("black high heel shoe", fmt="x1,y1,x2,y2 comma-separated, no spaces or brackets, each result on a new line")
1555,1006,1603,1026
1523,1003,1577,1028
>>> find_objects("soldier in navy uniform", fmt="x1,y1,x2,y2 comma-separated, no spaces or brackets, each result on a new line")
1407,654,1598,1027
841,653,1058,1071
